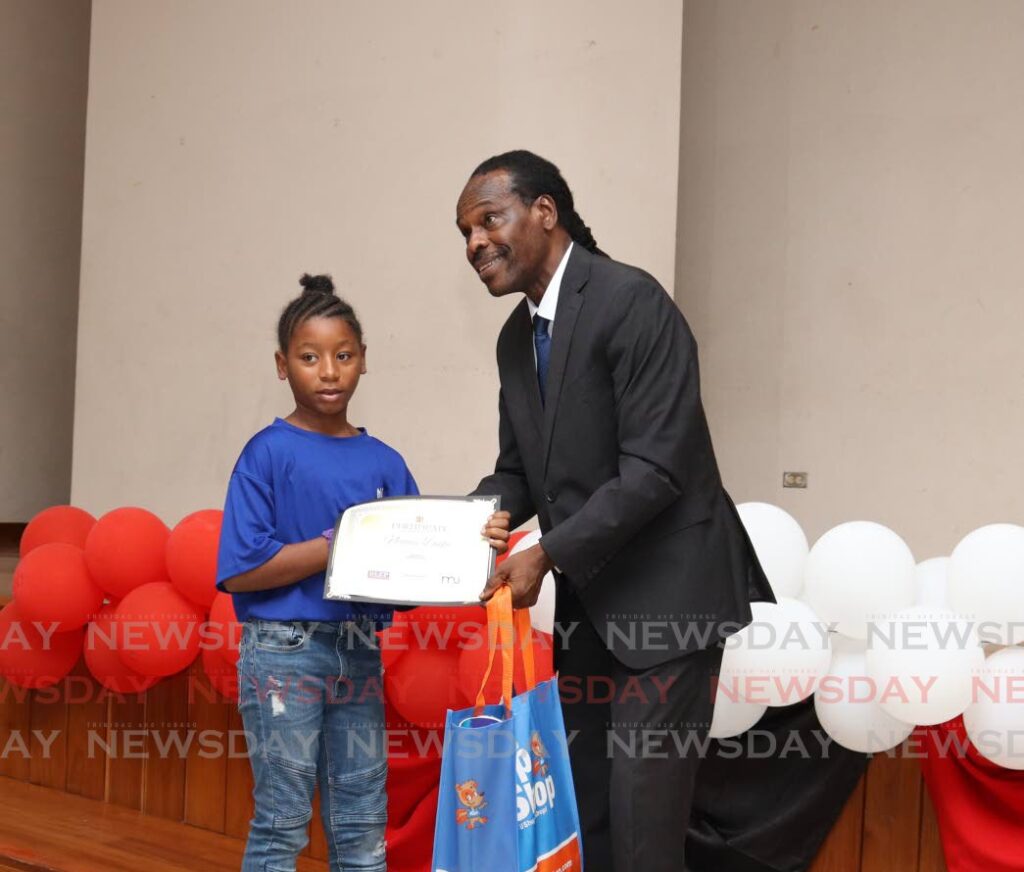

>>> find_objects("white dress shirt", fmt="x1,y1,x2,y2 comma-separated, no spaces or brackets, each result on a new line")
527,242,573,362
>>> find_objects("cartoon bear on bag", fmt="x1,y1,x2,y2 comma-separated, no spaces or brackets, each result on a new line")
455,780,488,830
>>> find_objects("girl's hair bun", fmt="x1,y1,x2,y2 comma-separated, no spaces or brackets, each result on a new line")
299,273,335,295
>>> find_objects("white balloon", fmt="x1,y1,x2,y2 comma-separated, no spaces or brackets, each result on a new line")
803,522,915,639
709,691,766,739
829,633,867,656
719,598,832,707
815,648,915,754
963,646,1024,770
949,524,1024,646
510,530,555,634
865,606,984,726
914,557,951,610
736,502,809,598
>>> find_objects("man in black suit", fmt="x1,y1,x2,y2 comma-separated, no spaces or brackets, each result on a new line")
457,150,773,872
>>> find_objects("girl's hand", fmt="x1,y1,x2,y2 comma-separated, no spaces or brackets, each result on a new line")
482,510,512,554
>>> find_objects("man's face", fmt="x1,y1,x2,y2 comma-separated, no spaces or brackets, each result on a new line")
455,170,554,298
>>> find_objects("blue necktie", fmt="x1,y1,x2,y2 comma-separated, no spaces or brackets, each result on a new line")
533,314,551,404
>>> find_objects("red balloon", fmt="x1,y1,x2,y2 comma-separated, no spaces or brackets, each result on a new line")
201,645,238,702
0,601,84,688
166,509,223,607
379,626,408,672
19,505,97,558
113,581,205,677
84,507,170,599
13,543,105,632
457,626,555,704
391,605,485,652
207,592,241,666
385,719,444,760
385,645,468,728
83,604,158,694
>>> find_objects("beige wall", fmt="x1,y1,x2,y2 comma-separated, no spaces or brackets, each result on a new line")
75,0,1024,553
71,0,684,523
678,0,1024,558
0,0,90,520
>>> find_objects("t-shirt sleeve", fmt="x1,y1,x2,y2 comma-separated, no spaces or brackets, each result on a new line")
216,469,285,591
387,458,419,498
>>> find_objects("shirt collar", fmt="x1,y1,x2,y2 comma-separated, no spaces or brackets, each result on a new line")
527,242,573,323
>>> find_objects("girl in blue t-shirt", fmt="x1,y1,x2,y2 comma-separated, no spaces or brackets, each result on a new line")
217,273,510,872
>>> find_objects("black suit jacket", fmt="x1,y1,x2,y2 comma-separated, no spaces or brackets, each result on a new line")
473,245,774,669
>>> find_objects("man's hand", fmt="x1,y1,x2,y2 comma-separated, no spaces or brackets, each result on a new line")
481,510,512,554
479,543,554,608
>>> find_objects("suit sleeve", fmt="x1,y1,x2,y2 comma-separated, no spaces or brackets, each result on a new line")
539,278,706,587
470,387,537,528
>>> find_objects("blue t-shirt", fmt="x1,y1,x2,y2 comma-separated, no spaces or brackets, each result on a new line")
216,417,418,622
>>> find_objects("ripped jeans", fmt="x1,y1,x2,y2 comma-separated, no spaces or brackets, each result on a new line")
238,618,387,872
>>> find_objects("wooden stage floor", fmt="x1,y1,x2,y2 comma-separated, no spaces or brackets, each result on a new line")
0,776,326,872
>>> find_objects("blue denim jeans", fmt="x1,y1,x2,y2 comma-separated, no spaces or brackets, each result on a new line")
238,618,387,872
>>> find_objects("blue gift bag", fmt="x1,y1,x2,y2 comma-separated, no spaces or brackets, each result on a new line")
432,587,583,872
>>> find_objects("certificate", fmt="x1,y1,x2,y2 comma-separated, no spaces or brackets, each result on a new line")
324,496,500,605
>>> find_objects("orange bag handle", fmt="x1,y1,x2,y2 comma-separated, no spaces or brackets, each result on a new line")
476,587,514,715
474,586,540,716
516,606,537,691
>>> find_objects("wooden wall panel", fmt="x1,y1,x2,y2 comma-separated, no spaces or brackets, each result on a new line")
105,691,146,809
917,784,948,872
184,663,228,832
0,679,32,781
29,675,69,790
308,790,328,861
809,774,865,872
223,705,254,841
65,662,109,800
142,669,190,820
861,754,924,872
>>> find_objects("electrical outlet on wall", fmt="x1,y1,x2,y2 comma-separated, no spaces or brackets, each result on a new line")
783,471,808,488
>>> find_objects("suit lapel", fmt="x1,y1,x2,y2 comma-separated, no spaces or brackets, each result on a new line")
542,246,590,473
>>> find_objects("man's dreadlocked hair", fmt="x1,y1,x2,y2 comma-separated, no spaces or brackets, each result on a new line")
471,150,608,257
276,273,363,352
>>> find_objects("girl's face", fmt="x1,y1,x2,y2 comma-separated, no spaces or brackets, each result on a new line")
275,316,366,427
